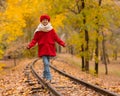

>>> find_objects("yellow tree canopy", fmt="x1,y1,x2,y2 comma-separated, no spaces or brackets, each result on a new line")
0,0,66,58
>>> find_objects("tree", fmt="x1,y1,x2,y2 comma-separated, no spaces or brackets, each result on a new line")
94,0,102,74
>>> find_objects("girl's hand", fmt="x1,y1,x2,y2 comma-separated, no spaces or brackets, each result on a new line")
64,43,67,47
26,45,30,49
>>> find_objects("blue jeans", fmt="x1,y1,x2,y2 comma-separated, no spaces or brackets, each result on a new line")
42,56,51,80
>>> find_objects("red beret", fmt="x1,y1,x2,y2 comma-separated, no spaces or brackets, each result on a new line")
40,14,50,22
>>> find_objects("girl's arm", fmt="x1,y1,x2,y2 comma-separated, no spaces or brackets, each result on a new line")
53,30,66,47
27,32,39,49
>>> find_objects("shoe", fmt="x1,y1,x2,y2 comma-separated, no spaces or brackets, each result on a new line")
42,77,46,82
46,79,51,83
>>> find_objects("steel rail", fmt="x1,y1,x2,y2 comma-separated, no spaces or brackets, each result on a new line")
50,65,120,96
30,59,63,96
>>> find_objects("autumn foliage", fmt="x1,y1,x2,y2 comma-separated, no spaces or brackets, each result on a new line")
0,0,120,73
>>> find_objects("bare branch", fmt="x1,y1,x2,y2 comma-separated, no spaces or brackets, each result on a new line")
76,0,81,13
67,7,78,14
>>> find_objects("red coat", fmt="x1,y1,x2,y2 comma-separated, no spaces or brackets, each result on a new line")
28,29,65,57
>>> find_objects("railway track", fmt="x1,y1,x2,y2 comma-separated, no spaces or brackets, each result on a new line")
24,58,120,96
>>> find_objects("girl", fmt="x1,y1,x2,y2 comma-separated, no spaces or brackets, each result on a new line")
27,14,66,82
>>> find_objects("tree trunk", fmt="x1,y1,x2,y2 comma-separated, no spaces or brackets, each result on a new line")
56,44,61,53
94,0,102,74
81,44,85,71
68,45,74,55
81,0,89,72
58,45,61,53
102,31,108,75
113,50,117,60
95,34,99,74
106,53,110,64
84,29,89,72
13,57,16,66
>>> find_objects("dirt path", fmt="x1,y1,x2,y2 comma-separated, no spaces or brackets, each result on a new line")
0,58,35,96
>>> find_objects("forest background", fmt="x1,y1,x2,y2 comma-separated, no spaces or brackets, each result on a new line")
0,0,120,74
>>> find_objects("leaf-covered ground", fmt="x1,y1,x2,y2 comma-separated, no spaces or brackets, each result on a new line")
0,54,120,95
0,59,34,96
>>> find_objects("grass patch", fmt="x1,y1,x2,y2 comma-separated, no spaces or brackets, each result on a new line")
58,53,120,77
57,54,82,67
